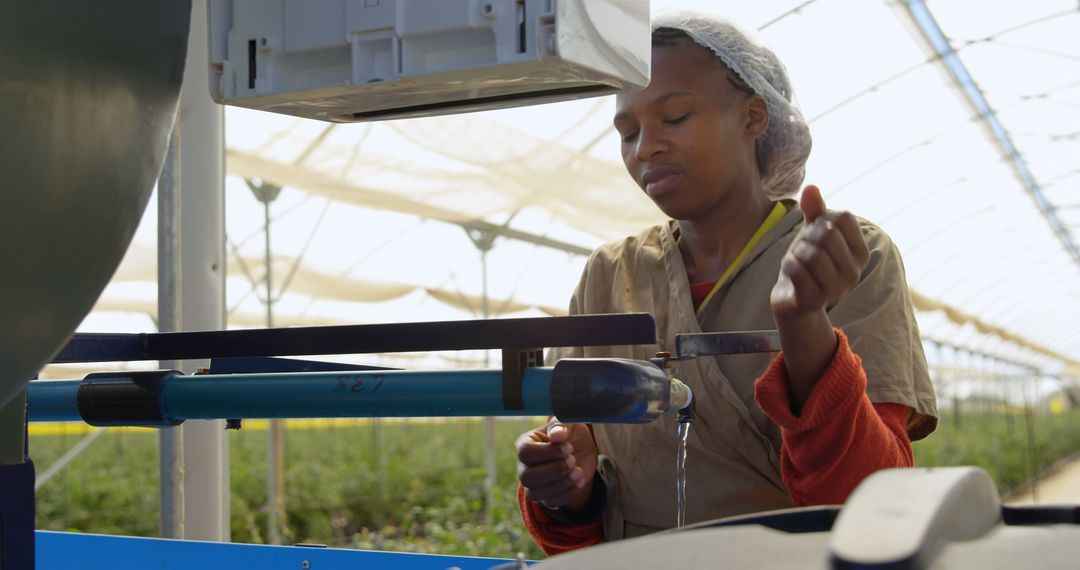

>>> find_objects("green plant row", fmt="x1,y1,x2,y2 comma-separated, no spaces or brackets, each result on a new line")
30,410,1080,560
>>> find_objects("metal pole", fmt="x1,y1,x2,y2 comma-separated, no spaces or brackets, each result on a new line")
264,191,285,546
481,249,498,523
465,227,501,524
374,418,386,523
178,0,229,541
1021,371,1039,502
245,178,286,545
264,198,273,330
158,119,185,539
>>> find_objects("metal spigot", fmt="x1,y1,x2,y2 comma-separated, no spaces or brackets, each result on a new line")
670,377,695,423
652,352,694,421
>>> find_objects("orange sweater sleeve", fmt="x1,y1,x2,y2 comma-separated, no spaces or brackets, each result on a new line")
518,483,604,556
754,328,913,506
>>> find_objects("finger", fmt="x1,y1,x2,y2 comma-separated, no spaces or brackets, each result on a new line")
547,419,571,444
517,439,572,467
539,480,591,508
780,253,825,310
800,185,826,224
790,239,841,294
542,487,588,508
825,211,870,268
567,465,589,488
525,477,579,505
771,273,797,311
520,455,577,488
801,221,859,287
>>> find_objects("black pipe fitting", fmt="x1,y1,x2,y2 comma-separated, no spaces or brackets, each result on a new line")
77,370,182,427
550,358,670,423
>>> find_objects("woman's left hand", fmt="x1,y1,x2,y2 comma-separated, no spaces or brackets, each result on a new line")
771,185,870,322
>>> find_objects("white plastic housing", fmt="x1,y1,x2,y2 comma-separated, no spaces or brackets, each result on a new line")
208,0,649,122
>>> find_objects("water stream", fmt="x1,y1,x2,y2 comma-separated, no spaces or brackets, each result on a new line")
676,420,692,528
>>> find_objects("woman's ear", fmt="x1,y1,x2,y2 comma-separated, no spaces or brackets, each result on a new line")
746,94,769,140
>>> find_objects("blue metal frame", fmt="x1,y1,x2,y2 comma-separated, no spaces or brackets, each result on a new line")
30,314,662,565
53,313,657,363
36,531,531,569
209,356,397,374
1,460,35,570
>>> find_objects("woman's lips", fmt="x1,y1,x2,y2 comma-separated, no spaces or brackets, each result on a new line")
644,171,681,197
642,165,681,197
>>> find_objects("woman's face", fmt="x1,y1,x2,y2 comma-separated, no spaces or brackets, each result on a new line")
614,41,767,220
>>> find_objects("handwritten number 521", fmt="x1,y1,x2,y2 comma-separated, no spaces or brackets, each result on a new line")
334,376,384,393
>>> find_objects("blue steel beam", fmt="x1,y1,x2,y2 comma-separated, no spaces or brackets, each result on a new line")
52,313,657,364
901,0,1080,267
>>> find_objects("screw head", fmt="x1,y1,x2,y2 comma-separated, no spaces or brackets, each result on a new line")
301,561,310,569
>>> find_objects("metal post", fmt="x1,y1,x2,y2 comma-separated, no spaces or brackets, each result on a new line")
374,418,387,526
482,250,499,522
467,227,499,523
1021,370,1039,502
263,185,285,545
247,179,285,544
158,119,185,539
178,0,229,542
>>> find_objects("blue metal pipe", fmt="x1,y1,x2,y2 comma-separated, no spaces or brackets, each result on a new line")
26,359,678,424
26,369,554,422
162,369,554,419
26,380,82,422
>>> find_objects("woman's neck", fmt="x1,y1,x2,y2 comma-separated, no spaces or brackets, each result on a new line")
677,183,774,284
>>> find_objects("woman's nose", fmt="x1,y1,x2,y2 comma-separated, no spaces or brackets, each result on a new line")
634,127,667,162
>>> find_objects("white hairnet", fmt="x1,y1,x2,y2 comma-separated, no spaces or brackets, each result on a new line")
652,12,812,199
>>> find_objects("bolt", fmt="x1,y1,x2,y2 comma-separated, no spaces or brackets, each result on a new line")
301,561,310,569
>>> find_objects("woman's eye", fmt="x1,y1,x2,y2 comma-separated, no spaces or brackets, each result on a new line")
620,130,639,143
663,113,690,125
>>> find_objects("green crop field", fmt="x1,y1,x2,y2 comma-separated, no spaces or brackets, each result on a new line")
911,410,1080,495
32,419,547,559
29,410,1080,560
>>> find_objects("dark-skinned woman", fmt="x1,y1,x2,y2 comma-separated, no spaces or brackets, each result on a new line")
514,12,938,555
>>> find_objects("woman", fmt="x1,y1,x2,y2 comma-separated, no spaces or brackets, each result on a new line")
514,12,938,555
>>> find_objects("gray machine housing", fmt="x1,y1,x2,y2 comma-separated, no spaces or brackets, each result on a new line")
536,467,1080,569
208,0,650,122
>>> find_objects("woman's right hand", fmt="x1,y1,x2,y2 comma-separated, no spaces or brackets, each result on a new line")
515,420,598,512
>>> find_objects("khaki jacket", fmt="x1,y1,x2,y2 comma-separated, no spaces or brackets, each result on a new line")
549,203,938,539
